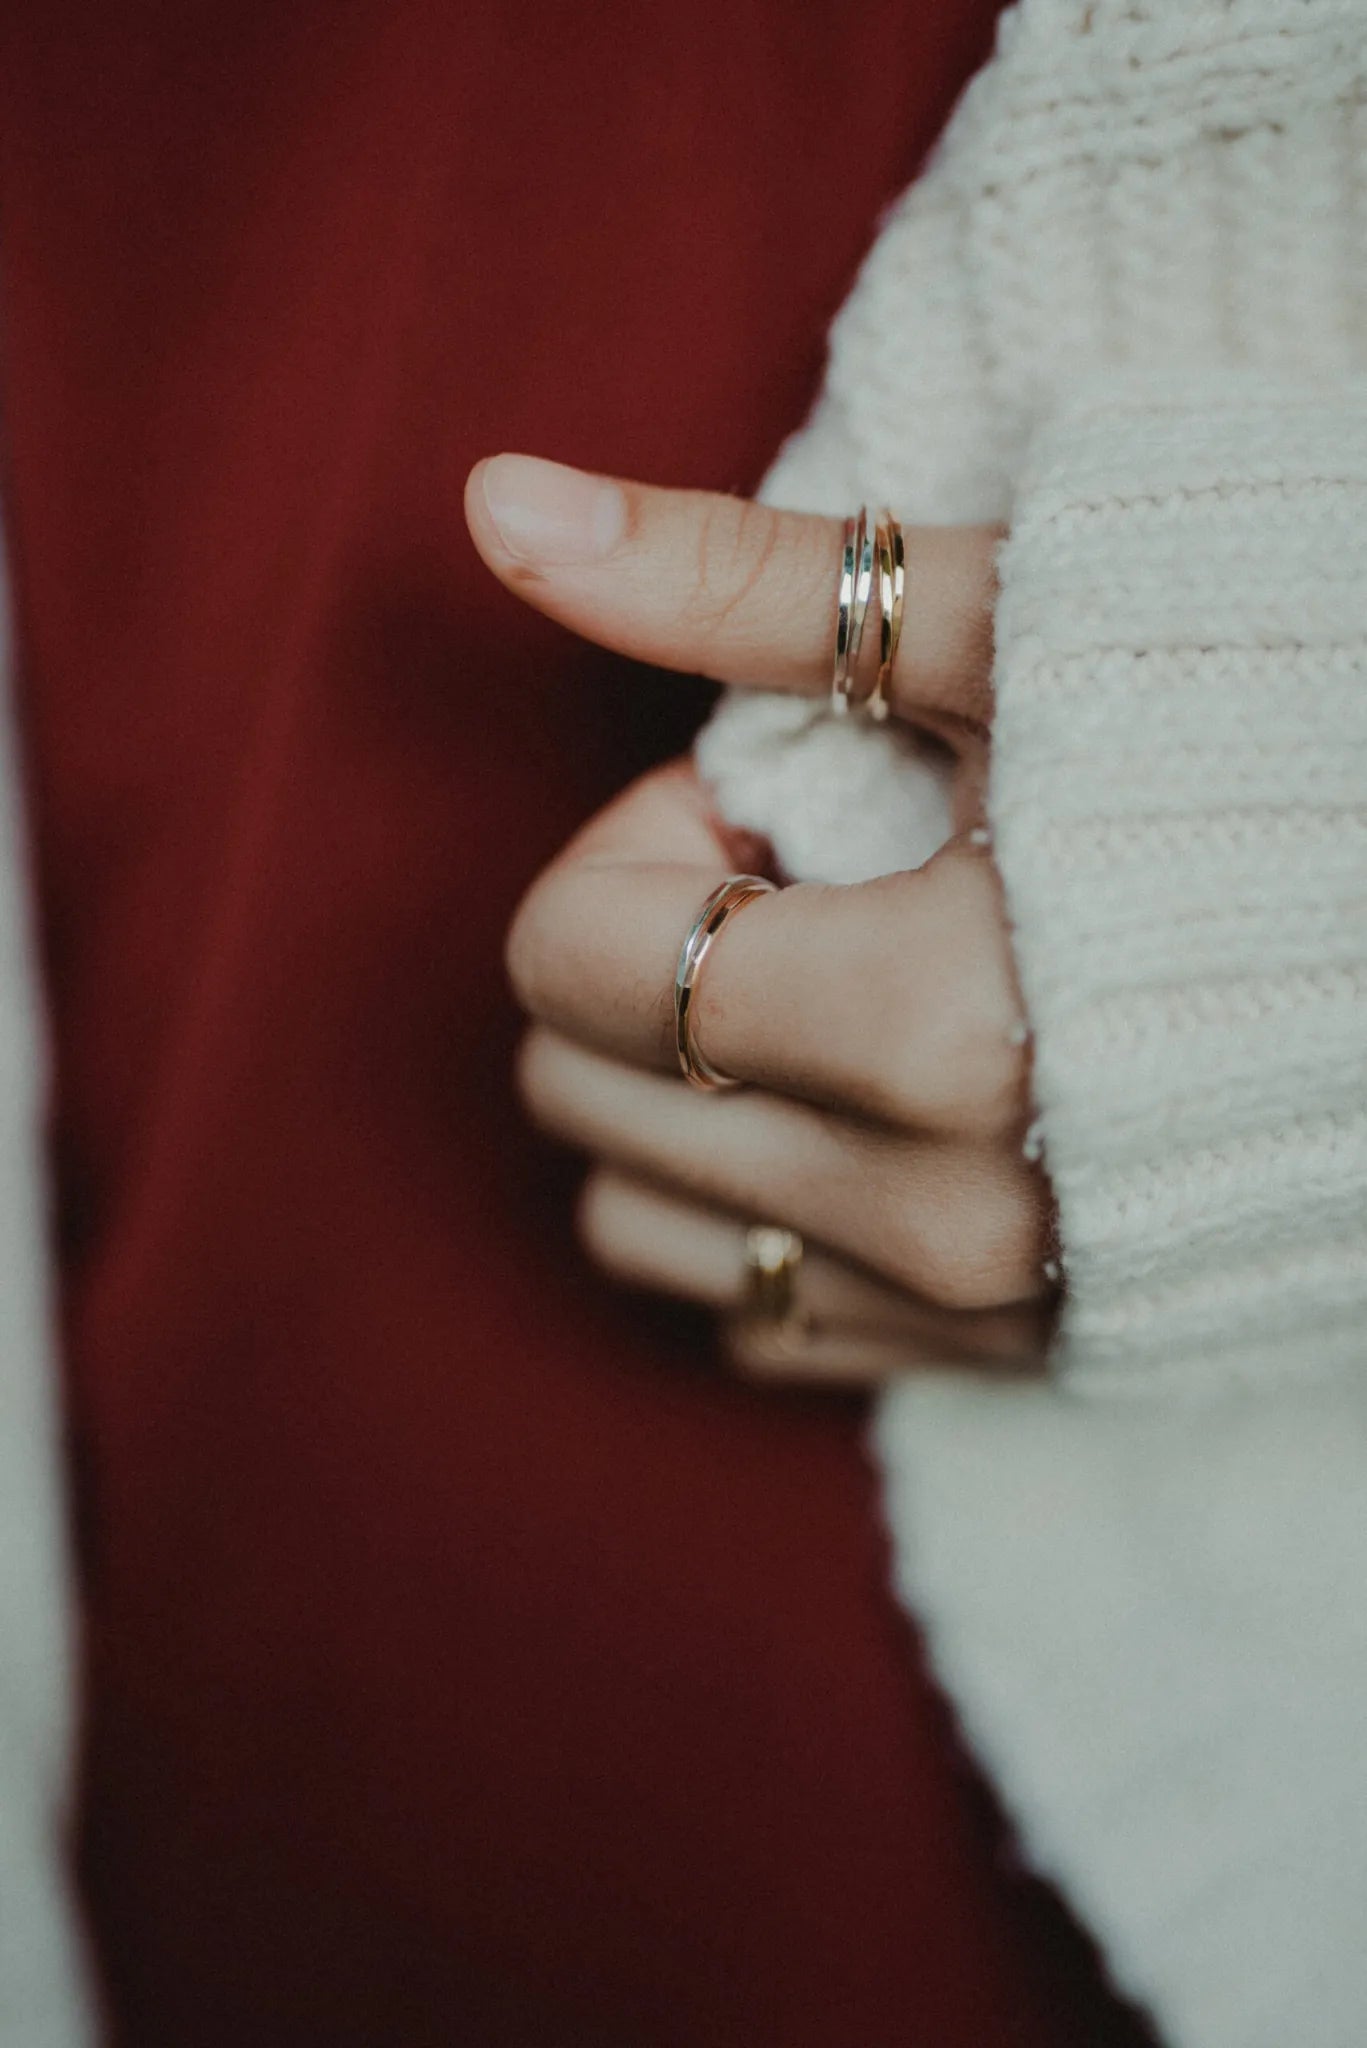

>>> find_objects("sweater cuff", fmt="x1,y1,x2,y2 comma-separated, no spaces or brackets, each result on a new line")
992,378,1367,1396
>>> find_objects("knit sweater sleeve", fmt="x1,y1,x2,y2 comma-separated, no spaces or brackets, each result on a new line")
696,11,1367,2034
993,376,1367,1394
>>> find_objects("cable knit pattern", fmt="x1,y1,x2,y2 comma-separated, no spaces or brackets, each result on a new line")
698,2,1367,2041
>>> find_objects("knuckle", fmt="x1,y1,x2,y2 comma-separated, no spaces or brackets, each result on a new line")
513,1027,573,1133
916,1244,1011,1314
504,871,556,1016
871,967,1026,1140
881,1165,1035,1312
933,1013,1029,1140
511,1026,551,1114
504,861,588,1028
876,857,1028,1139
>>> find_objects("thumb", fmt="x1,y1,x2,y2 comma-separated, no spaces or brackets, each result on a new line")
465,454,998,731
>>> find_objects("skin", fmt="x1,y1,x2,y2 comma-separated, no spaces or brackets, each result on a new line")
465,454,1056,1386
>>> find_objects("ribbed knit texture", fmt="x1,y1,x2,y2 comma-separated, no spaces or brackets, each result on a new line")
998,383,1367,1392
697,3,1367,2042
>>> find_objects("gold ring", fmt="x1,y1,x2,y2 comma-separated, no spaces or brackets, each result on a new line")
831,506,904,719
870,510,905,723
830,505,874,713
674,874,776,1090
742,1224,805,1323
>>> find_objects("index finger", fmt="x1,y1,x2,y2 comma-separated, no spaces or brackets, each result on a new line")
465,454,997,728
508,766,1025,1138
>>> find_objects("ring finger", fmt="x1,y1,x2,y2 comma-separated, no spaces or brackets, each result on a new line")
580,1168,1052,1373
520,1029,1050,1312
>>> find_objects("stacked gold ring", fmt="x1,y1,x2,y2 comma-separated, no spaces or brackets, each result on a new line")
831,506,875,712
831,505,905,721
870,511,905,721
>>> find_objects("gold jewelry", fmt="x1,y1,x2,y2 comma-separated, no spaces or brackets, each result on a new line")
869,511,905,723
741,1223,805,1324
830,505,875,714
674,874,776,1090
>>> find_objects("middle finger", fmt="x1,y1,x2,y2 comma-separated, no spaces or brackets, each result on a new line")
518,1029,1048,1311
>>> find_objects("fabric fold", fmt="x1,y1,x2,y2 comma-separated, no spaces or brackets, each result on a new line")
874,1373,1367,2048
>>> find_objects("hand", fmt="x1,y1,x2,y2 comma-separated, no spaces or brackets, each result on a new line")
466,455,1055,1384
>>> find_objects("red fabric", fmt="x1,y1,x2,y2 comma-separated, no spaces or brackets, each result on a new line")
0,5,1151,2043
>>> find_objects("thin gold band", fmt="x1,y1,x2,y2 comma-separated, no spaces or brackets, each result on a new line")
831,506,905,719
870,509,905,722
831,505,874,713
741,1224,805,1323
674,874,776,1090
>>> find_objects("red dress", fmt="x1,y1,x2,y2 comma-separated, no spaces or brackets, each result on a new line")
0,4,1149,2042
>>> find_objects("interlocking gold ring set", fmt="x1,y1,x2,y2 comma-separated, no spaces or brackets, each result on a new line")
671,506,906,1333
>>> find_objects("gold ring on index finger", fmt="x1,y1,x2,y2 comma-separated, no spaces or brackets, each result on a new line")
674,873,777,1090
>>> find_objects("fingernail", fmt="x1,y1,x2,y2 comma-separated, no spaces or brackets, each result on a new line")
479,454,626,565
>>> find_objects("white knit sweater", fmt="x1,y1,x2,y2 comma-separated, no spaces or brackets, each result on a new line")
0,553,94,2046
699,3,1367,2043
